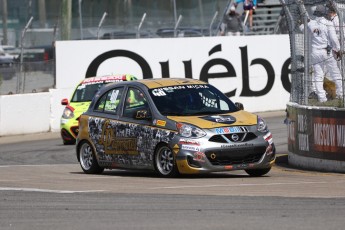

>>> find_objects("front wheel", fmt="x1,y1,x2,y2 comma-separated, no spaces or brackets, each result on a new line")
154,145,179,177
245,167,271,177
78,141,104,174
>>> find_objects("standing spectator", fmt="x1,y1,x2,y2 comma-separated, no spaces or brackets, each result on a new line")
235,0,257,31
328,7,341,40
220,5,243,36
327,7,343,63
300,5,343,102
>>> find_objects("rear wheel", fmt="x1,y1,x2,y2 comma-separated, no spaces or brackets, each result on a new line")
245,167,271,177
154,145,179,177
78,141,104,174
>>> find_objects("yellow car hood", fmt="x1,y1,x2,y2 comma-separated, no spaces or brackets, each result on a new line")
69,101,92,118
167,110,257,129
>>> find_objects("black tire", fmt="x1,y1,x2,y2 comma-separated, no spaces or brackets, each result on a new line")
63,139,76,145
78,141,104,174
245,167,271,177
154,145,179,177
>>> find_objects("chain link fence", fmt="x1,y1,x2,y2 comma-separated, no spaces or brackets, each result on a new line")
0,60,55,95
281,0,345,107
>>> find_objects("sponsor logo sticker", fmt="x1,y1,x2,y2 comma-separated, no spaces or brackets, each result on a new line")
202,115,236,124
156,120,166,127
178,138,200,146
215,126,242,134
181,145,200,152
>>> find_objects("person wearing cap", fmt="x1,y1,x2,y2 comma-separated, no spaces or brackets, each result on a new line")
219,5,243,36
299,4,343,102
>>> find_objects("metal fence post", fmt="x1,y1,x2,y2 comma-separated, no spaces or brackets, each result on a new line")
137,13,147,39
97,12,107,40
209,11,218,36
174,15,183,37
340,10,345,107
18,16,33,94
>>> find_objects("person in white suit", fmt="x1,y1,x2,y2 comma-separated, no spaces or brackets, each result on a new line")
300,5,343,102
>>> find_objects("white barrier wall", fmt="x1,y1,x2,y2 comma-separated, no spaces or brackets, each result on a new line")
0,93,50,136
0,35,291,136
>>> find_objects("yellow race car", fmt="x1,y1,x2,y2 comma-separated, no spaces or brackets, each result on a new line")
60,74,137,144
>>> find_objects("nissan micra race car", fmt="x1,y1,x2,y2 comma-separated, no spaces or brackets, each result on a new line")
60,74,137,144
76,78,275,177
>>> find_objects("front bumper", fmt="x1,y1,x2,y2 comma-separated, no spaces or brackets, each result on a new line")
174,142,276,174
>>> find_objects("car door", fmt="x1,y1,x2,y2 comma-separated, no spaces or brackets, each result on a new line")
87,86,127,166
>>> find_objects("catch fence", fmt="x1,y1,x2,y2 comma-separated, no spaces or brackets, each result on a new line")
281,0,345,107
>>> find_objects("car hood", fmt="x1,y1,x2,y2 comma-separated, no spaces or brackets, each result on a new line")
69,101,92,118
167,110,257,129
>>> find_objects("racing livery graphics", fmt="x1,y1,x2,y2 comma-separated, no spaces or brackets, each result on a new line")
87,117,175,169
76,78,275,177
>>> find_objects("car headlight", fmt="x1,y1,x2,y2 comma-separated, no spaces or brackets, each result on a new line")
176,123,206,138
62,107,74,119
257,116,267,132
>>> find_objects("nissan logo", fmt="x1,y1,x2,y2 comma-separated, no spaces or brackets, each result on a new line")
231,134,239,142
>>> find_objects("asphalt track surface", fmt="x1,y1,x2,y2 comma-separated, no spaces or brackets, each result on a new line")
1,110,345,230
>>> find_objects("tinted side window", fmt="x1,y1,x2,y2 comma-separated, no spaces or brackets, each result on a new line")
123,88,149,118
95,88,123,114
124,88,147,109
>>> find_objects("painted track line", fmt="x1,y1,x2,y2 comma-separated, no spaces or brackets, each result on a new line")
0,187,105,194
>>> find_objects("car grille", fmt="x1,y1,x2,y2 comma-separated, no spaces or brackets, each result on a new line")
209,132,257,143
205,146,266,166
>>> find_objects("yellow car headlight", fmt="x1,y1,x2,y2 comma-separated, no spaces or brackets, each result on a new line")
62,107,74,119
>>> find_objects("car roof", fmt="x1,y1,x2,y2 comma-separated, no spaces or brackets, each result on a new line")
129,78,207,89
79,74,137,85
98,78,208,94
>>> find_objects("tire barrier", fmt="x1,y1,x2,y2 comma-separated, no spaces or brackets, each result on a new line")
286,102,345,173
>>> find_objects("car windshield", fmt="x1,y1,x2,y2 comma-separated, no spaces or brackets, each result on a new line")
149,84,239,116
71,82,105,102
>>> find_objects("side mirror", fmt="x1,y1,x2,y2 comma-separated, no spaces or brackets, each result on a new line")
235,102,244,110
61,98,69,106
133,109,151,120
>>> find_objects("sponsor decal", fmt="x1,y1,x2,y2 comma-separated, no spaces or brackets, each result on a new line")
181,145,200,152
88,117,175,167
152,88,167,96
313,117,345,152
83,44,290,98
82,75,125,84
193,152,206,162
221,143,254,148
99,120,138,155
263,132,273,144
173,144,180,155
203,115,236,124
151,85,209,97
215,126,243,134
136,110,148,119
233,163,248,169
156,120,166,127
178,138,200,146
